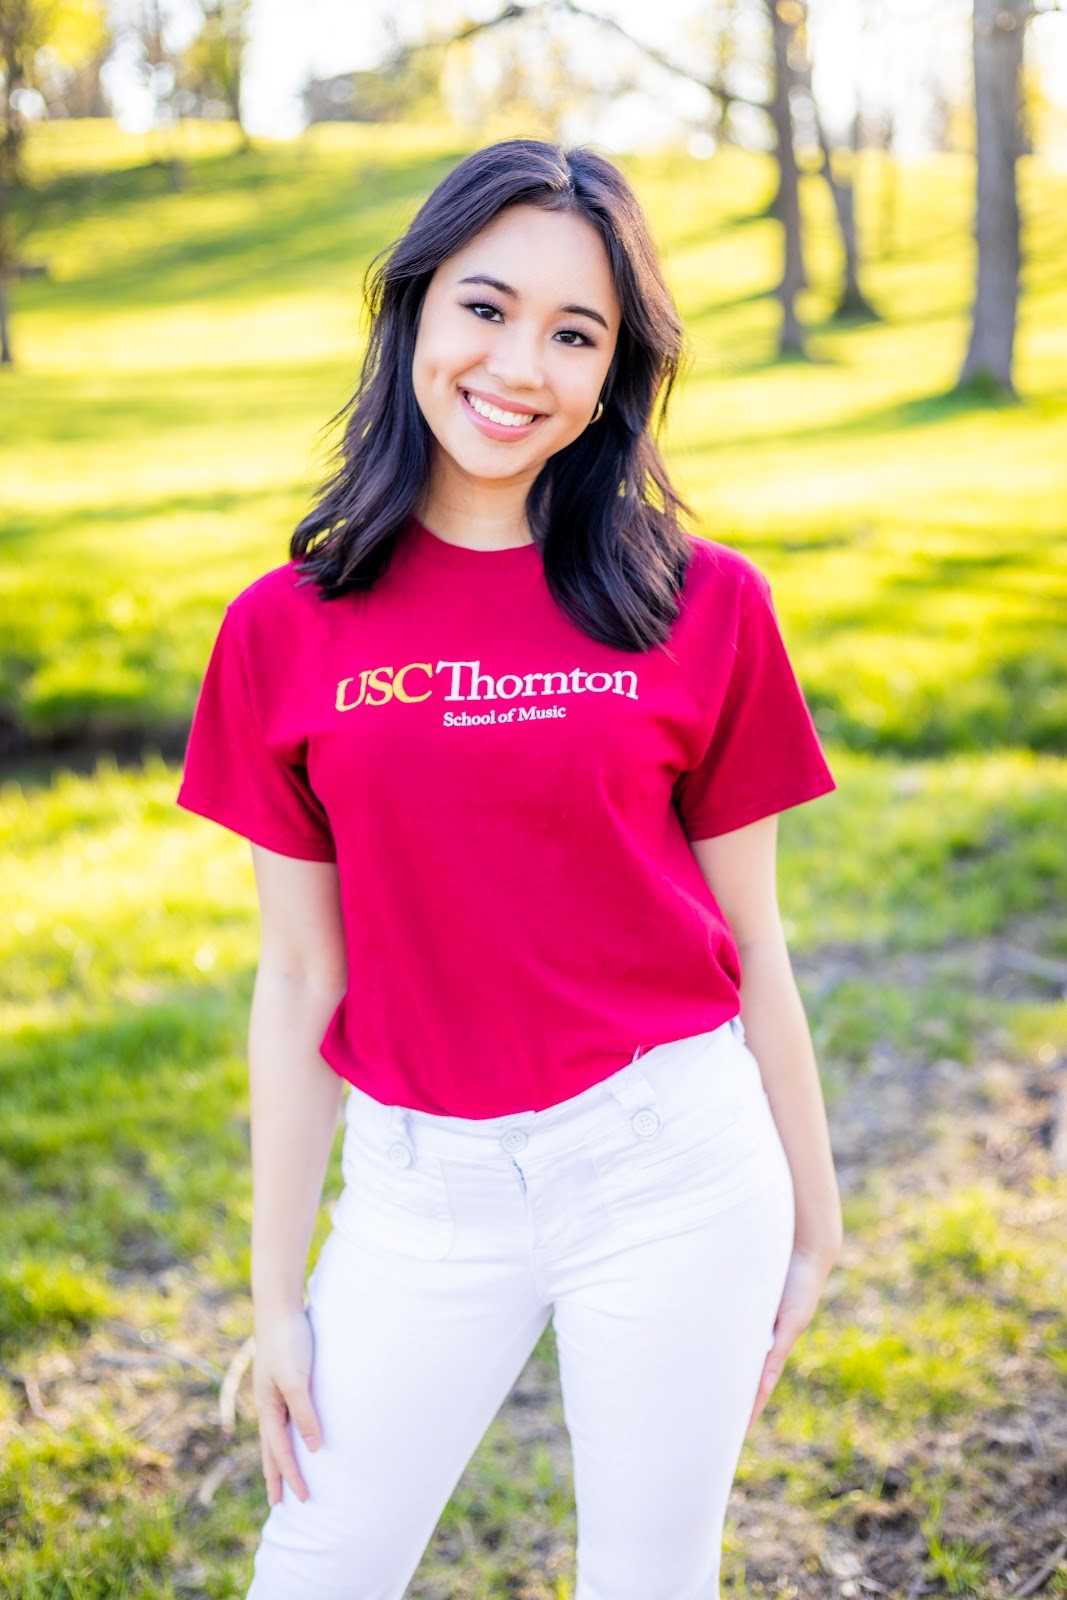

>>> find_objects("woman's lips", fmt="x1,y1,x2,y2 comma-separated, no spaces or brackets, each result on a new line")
459,388,547,441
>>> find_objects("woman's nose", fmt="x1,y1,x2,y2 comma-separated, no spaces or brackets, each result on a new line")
483,327,545,395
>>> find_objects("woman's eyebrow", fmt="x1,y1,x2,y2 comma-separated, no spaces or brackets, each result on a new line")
457,273,610,332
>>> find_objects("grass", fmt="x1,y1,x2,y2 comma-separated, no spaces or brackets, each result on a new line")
1,125,1065,752
1,119,1065,1598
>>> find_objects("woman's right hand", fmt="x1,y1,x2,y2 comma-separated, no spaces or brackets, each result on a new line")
252,1304,322,1505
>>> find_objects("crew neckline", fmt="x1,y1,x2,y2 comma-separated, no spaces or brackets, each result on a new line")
405,515,543,572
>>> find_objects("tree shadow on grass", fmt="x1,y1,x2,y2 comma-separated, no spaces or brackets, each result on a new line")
1,984,253,1278
692,379,1065,451
15,142,470,316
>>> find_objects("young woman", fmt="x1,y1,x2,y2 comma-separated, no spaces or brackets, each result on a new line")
177,137,842,1600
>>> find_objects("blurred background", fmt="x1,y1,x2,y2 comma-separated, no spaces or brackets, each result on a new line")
1,3,1065,1597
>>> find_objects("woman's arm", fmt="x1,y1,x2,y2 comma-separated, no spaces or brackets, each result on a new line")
247,843,347,1502
690,813,842,1432
248,845,348,1311
688,814,843,1267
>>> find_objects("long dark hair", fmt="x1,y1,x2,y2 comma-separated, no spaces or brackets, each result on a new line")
291,137,694,652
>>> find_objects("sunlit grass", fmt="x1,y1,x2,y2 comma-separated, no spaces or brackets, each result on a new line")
1,128,1065,749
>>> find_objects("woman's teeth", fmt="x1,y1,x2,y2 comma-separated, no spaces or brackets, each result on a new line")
464,392,537,427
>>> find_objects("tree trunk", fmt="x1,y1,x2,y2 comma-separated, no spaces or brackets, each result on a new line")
224,57,251,148
0,276,12,365
766,0,806,356
958,0,1027,394
875,113,897,258
814,104,877,319
791,0,875,320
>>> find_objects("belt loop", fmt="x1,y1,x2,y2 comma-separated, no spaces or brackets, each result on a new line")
389,1104,414,1156
607,1058,659,1115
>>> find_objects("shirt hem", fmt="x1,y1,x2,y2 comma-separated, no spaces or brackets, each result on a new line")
681,773,837,841
175,789,337,862
320,1011,749,1117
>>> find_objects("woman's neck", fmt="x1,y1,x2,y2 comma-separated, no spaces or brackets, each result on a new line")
417,461,537,551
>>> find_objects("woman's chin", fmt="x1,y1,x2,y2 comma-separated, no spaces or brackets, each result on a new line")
436,440,550,484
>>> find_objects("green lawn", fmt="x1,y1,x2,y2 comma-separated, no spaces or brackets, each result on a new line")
2,123,1065,752
1,121,1064,1599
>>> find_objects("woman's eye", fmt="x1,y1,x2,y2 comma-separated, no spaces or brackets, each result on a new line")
464,301,503,322
461,302,593,347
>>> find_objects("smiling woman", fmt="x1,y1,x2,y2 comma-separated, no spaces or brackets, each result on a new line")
411,205,619,475
287,136,692,638
175,136,842,1600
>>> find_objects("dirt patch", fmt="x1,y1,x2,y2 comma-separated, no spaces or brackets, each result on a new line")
793,924,1067,1014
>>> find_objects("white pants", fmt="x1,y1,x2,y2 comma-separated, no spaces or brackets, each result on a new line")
246,1017,795,1600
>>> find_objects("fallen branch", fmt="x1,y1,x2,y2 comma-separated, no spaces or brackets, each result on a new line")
130,1395,183,1441
98,1319,224,1381
12,1368,51,1424
219,1334,255,1433
196,1450,241,1507
1047,1080,1067,1175
93,1348,223,1382
1009,1532,1067,1598
1023,1415,1046,1457
998,945,1067,989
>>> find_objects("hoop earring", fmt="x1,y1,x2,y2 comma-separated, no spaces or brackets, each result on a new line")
591,400,604,424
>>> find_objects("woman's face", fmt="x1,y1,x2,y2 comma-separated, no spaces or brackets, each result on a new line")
411,204,621,490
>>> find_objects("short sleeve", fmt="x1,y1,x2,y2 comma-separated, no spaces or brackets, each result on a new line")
673,566,836,841
176,604,337,862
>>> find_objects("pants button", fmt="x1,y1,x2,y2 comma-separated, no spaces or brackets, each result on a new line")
631,1108,660,1138
500,1128,528,1153
388,1142,413,1167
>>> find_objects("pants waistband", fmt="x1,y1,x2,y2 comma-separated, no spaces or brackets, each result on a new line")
342,1016,751,1170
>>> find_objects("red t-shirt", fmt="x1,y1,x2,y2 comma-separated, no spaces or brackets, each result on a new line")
176,517,836,1116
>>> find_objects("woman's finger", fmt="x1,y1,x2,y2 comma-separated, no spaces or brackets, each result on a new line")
745,1249,834,1436
746,1363,779,1433
282,1380,322,1453
260,1437,282,1507
263,1394,310,1502
745,1327,797,1434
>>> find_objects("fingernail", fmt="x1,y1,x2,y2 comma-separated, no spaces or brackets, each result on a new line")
304,1435,319,1450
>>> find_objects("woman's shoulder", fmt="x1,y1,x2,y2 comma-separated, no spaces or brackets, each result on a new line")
223,558,328,634
681,532,772,604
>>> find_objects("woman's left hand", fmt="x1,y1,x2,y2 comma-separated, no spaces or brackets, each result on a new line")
745,1242,838,1436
